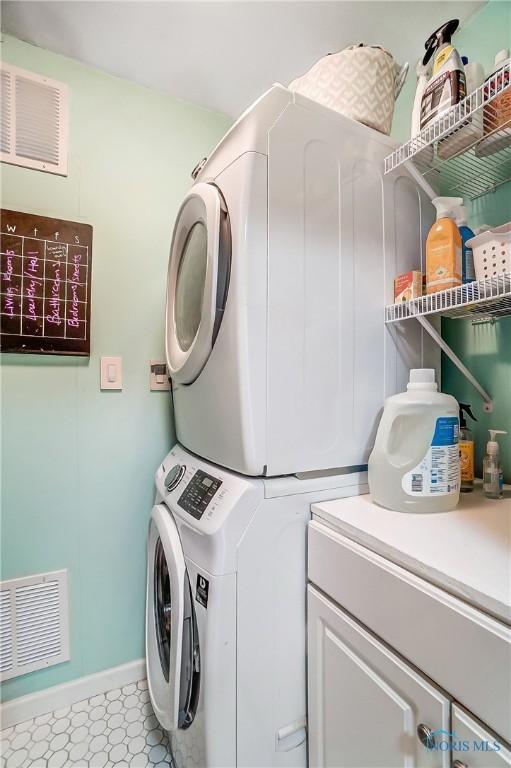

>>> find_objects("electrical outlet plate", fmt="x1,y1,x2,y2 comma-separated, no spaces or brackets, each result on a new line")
150,360,171,391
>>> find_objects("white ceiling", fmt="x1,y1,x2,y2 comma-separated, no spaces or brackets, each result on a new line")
1,0,485,117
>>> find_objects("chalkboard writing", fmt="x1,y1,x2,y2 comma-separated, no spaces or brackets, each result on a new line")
1,209,92,355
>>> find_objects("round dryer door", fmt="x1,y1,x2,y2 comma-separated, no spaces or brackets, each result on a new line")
146,505,188,732
166,182,231,384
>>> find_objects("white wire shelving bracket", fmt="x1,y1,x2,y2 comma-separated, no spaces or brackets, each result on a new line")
385,274,511,413
384,62,511,199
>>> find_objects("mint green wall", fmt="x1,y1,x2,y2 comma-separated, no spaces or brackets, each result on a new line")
392,1,511,481
0,35,230,702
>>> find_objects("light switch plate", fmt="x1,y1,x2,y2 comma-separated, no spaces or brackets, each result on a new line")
100,356,122,390
150,360,171,391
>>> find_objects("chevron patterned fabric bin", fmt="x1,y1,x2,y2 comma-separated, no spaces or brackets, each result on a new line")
289,44,408,135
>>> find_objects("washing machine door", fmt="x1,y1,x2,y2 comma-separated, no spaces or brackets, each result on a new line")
146,504,188,731
166,182,231,385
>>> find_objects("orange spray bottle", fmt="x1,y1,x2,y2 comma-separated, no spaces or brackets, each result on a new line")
426,196,463,294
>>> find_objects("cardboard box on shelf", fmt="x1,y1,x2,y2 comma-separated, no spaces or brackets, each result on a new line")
394,271,424,303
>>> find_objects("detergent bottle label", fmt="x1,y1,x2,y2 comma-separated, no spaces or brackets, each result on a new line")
402,416,460,496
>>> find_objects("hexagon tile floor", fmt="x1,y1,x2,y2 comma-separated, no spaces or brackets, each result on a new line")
0,680,174,768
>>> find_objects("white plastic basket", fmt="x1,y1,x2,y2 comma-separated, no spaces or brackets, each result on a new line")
467,222,511,280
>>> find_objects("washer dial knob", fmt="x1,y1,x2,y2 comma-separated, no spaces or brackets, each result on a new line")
164,464,185,492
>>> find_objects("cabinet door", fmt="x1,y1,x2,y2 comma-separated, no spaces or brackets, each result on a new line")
308,586,451,768
451,705,511,768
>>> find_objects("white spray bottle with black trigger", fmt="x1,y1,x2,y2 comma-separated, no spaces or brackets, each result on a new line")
420,19,466,129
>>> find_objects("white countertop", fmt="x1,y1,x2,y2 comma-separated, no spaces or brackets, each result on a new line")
312,483,511,625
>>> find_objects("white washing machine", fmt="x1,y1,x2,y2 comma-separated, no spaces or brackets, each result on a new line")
166,84,437,477
146,444,367,768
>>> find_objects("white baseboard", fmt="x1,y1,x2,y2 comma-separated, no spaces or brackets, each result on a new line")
0,658,146,729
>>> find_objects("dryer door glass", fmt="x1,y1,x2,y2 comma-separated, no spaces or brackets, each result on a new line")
166,182,231,385
175,222,208,353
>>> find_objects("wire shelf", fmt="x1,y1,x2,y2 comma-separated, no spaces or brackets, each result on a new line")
384,62,511,199
385,273,511,323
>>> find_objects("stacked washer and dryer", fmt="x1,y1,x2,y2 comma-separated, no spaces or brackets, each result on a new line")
146,84,437,768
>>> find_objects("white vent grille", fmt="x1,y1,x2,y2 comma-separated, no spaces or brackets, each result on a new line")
0,590,13,674
0,63,68,175
1,69,12,154
0,570,69,682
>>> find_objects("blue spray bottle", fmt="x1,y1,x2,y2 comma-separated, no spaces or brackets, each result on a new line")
454,204,475,283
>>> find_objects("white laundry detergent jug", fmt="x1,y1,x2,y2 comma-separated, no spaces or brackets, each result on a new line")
368,369,460,513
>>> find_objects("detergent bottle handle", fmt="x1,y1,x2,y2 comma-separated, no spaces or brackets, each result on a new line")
382,406,428,471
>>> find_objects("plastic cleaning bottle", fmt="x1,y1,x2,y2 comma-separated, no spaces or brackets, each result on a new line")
438,56,485,159
483,430,507,499
420,19,466,130
410,58,434,165
464,58,485,95
477,49,511,158
453,204,475,283
368,369,460,513
459,403,477,492
411,58,430,138
426,197,463,294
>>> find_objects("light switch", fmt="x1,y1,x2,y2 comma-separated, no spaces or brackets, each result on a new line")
150,360,171,391
101,356,122,390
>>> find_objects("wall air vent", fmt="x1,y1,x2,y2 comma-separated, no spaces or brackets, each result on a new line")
0,570,70,681
0,63,68,175
0,589,13,676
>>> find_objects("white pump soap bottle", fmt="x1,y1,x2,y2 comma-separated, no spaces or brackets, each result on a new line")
483,430,507,499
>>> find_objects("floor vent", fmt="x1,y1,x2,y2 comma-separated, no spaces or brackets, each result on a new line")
0,570,70,682
0,62,68,175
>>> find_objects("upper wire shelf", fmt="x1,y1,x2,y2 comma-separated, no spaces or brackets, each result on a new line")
384,62,511,199
385,273,511,323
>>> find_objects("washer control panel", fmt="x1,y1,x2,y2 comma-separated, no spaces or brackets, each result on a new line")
177,469,222,520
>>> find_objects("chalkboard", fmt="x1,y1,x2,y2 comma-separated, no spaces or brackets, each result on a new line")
1,209,92,355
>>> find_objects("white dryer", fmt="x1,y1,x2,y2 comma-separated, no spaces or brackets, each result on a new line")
166,85,437,477
146,444,367,768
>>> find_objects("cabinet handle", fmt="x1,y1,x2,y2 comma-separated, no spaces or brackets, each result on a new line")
453,762,468,768
417,723,436,749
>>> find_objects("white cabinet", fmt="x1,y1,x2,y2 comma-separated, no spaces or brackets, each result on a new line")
308,520,511,741
307,519,511,768
451,706,511,768
308,586,450,768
